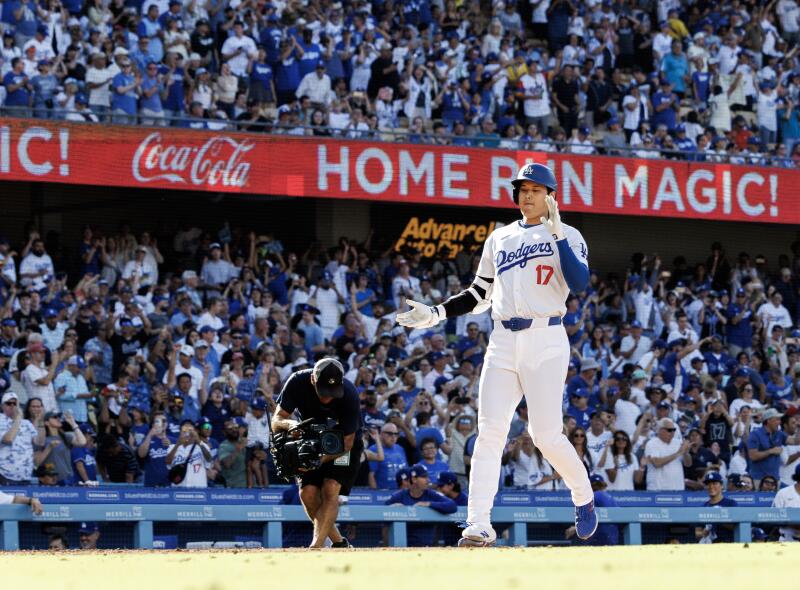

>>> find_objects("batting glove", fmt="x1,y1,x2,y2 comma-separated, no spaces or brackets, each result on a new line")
540,194,565,241
396,300,444,329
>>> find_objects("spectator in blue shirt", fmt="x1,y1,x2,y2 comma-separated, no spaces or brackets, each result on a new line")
747,408,787,484
249,47,276,106
31,60,57,119
368,423,408,489
651,79,678,131
418,436,449,481
137,413,174,486
71,423,98,484
661,41,689,96
159,53,186,124
385,463,457,546
4,57,31,116
111,60,140,125
139,61,166,126
566,389,592,429
725,288,754,357
778,98,800,157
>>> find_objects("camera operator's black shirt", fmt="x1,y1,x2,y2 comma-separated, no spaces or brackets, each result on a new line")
277,369,362,437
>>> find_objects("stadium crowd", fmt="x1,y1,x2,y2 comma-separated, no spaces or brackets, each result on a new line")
0,222,798,513
0,0,798,165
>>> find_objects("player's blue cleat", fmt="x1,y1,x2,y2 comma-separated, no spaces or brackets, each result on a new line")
575,500,598,540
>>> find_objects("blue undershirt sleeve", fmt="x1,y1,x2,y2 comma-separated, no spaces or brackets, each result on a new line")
556,238,589,293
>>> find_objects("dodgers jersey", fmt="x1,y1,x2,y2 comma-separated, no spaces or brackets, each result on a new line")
476,220,588,320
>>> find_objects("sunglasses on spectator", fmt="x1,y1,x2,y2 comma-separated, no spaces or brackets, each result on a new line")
663,427,676,432
3,401,17,406
614,436,627,441
382,430,399,436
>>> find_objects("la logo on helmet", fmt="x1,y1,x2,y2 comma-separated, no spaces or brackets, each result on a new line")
521,165,536,176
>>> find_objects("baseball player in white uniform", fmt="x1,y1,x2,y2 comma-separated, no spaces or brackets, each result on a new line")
397,163,598,545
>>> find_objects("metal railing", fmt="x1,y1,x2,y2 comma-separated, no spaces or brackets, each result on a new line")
1,503,799,548
1,105,795,170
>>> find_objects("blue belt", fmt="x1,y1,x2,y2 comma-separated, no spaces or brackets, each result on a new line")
500,316,562,331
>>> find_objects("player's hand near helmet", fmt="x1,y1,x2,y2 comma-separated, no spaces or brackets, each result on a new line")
396,299,443,329
540,194,565,241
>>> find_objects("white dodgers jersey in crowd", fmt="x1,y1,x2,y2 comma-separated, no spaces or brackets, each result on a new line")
475,220,589,320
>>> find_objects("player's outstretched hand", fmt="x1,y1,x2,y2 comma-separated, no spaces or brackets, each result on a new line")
540,194,565,240
396,300,442,329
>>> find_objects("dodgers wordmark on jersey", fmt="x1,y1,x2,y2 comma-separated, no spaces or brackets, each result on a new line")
476,220,589,319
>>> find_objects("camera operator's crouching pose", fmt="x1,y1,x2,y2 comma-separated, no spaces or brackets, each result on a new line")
272,358,363,548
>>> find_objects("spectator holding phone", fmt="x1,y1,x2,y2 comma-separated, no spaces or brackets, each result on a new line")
166,419,212,488
137,412,173,486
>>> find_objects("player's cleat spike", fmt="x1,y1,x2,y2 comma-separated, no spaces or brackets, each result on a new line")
331,537,351,548
575,500,599,540
458,523,497,547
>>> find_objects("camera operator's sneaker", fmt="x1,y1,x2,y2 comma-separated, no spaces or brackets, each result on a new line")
575,500,598,540
457,523,496,547
331,537,351,548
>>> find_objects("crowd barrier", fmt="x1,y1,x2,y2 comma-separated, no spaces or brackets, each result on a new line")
1,487,798,549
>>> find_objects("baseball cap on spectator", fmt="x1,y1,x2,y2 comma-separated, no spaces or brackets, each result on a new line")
28,342,46,353
2,392,18,404
433,376,450,393
209,242,222,250
78,423,96,437
44,308,58,319
36,463,58,477
194,340,209,350
572,388,590,398
179,344,194,357
354,338,370,350
1,318,16,327
251,398,267,411
580,359,599,372
395,467,411,487
734,368,749,378
751,527,768,541
78,521,99,535
409,463,429,478
199,325,215,335
293,357,311,369
703,471,723,484
374,377,388,387
631,369,647,381
67,355,86,369
762,408,783,421
657,401,671,410
589,474,605,485
437,472,458,486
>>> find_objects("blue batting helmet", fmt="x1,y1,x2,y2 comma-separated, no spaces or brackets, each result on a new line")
511,163,557,203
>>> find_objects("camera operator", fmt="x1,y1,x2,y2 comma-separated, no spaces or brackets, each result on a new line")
272,357,362,548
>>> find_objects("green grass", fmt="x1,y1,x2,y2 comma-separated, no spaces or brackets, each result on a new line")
2,543,797,590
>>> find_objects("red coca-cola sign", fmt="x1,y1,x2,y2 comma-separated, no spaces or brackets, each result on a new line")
0,118,797,224
131,132,254,187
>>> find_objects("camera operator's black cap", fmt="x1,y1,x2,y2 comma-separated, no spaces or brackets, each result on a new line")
313,357,345,398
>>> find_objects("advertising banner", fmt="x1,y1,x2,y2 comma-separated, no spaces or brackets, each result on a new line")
0,119,796,224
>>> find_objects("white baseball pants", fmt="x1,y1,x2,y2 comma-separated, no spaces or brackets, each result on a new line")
466,322,593,526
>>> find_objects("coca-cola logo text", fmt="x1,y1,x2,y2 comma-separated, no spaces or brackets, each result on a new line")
132,132,254,188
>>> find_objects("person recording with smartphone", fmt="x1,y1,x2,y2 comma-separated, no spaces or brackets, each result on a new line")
137,412,174,487
271,357,362,548
165,420,212,488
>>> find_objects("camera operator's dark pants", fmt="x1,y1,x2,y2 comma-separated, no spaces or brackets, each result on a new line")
298,439,363,495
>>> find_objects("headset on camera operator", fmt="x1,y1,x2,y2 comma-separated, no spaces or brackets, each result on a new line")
272,357,363,548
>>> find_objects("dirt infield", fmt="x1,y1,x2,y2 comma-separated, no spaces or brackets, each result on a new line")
1,544,796,590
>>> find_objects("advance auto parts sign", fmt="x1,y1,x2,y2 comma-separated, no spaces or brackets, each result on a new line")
394,217,497,258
